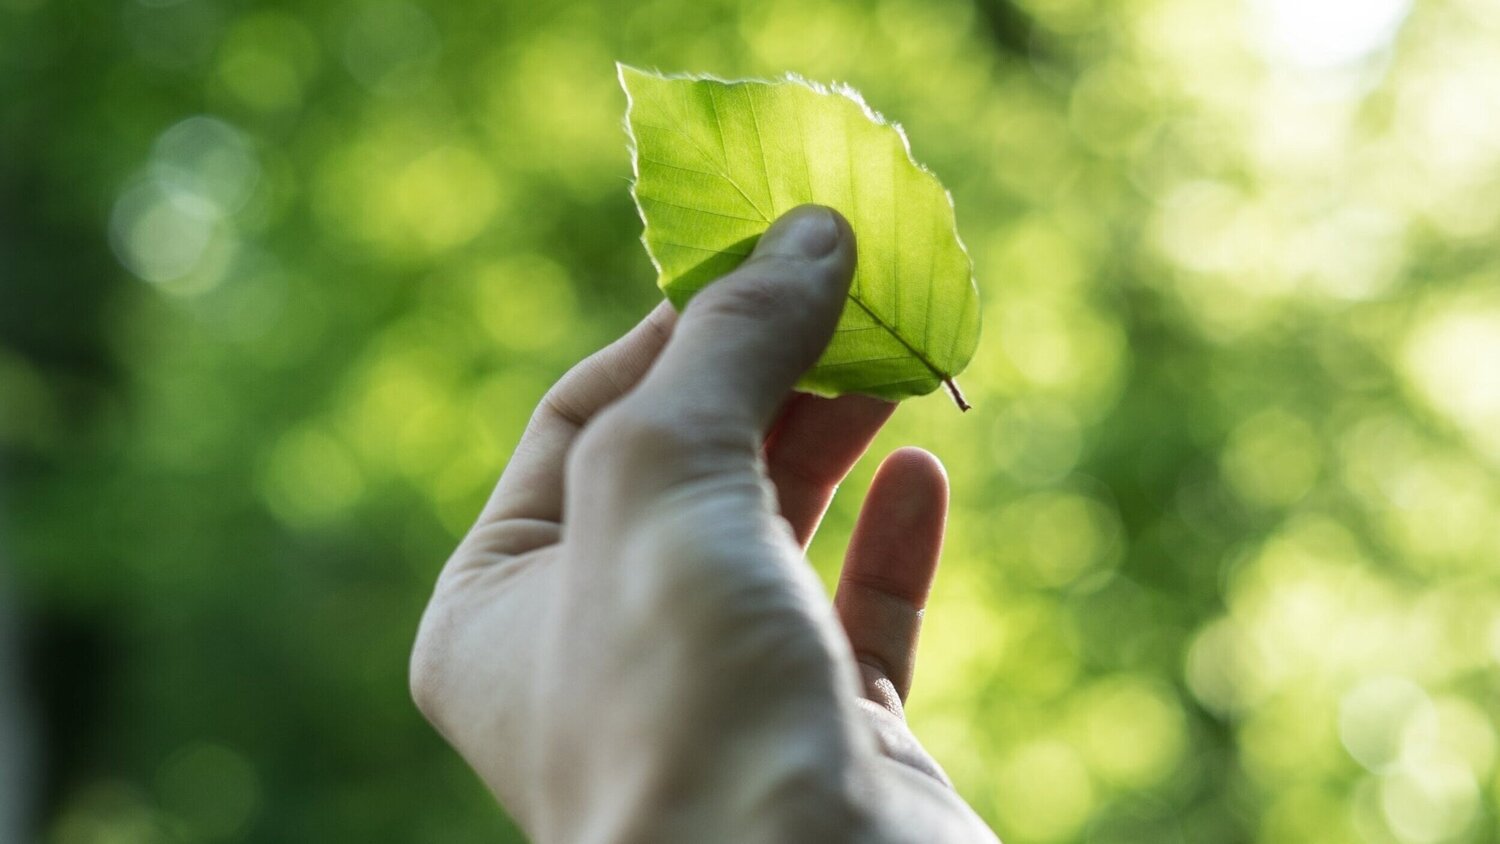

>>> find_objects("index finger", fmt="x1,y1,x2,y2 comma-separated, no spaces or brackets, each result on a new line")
465,301,676,558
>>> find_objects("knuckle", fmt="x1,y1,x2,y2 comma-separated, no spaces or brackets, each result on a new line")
535,351,620,431
537,377,591,430
641,301,676,346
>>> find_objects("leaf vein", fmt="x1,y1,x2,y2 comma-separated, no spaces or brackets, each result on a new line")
638,194,766,224
812,353,920,371
891,142,900,328
632,121,724,170
945,279,972,367
653,239,751,257
745,85,774,216
921,193,937,353
847,295,951,384
637,157,771,222
706,86,729,164
844,109,859,299
862,375,940,392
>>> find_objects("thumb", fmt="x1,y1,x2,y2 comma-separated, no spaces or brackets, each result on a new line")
566,204,856,529
632,204,856,432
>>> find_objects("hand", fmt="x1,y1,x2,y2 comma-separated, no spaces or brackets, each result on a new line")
410,206,996,843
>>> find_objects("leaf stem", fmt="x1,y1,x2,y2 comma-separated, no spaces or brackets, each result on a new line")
943,377,971,412
846,296,969,412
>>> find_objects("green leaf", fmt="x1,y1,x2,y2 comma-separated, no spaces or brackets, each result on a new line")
619,64,981,409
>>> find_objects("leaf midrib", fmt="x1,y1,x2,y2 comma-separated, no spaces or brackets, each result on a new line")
844,294,949,386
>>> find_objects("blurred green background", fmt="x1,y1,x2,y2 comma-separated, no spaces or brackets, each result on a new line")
4,0,1500,841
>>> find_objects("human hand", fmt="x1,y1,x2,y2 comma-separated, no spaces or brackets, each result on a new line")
410,206,996,843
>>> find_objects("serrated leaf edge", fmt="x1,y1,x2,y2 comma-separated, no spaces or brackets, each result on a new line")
618,62,981,394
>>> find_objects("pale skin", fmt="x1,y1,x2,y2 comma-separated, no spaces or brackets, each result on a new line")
411,205,997,843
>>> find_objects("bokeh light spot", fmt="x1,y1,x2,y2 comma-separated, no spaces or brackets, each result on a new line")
315,127,504,257
989,398,1082,486
475,255,578,351
1221,408,1320,508
390,146,500,251
216,12,320,113
1339,676,1433,772
155,742,260,839
1074,676,1186,789
1380,757,1479,844
1406,697,1497,783
1247,0,1411,69
995,739,1096,842
50,782,165,844
999,490,1121,588
150,115,260,214
1403,303,1500,463
260,426,364,527
1185,618,1261,715
109,178,228,290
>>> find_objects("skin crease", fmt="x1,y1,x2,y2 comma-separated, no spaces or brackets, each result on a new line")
410,205,998,843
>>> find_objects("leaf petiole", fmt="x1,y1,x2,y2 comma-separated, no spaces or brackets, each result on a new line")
943,377,971,412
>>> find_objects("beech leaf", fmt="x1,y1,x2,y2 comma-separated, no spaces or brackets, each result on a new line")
620,64,981,409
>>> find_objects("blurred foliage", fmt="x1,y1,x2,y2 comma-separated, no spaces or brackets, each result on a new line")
3,0,1500,841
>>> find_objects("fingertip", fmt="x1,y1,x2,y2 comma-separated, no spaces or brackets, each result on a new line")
642,205,860,431
753,204,842,259
872,447,950,519
822,204,857,263
748,204,857,299
880,446,947,485
823,205,858,282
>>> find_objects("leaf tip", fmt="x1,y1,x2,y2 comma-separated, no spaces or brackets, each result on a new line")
616,62,657,96
616,62,634,94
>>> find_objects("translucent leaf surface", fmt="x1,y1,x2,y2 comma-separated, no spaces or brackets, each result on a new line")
620,64,981,407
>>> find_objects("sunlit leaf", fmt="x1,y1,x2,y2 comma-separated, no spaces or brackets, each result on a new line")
620,64,981,408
